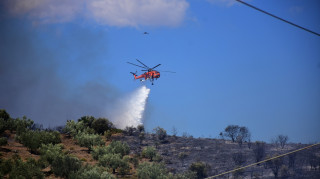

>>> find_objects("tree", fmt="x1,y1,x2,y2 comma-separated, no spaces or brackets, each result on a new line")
70,164,115,179
137,125,145,133
124,126,136,136
78,116,95,128
39,144,64,165
224,125,240,142
277,135,288,149
189,162,209,179
105,141,130,157
0,137,7,146
137,162,168,179
236,127,250,147
142,146,157,161
75,132,104,151
91,118,113,135
252,141,266,165
0,109,10,121
153,127,167,143
99,153,129,174
9,157,44,179
139,132,145,144
92,146,109,160
52,155,82,178
19,130,61,153
266,156,283,178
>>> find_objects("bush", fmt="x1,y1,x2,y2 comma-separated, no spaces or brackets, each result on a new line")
64,120,95,137
105,141,130,157
0,158,13,176
189,162,208,179
137,162,168,179
70,164,115,179
39,143,64,165
153,127,167,142
14,117,34,135
142,146,157,161
75,132,104,151
92,146,109,160
91,118,113,135
78,116,96,128
51,155,82,178
0,109,10,121
9,157,44,179
0,137,8,146
19,130,61,153
99,153,129,174
124,126,136,136
137,125,145,133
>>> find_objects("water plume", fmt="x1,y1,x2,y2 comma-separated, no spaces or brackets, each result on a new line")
110,85,150,129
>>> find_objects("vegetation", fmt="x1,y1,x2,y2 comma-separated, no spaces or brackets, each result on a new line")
142,146,157,161
75,132,104,151
98,153,129,174
222,125,251,145
18,130,61,153
0,110,319,179
137,162,168,179
51,154,82,178
153,126,167,143
0,156,44,179
189,162,209,179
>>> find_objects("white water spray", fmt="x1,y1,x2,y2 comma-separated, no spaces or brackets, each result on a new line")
110,85,150,129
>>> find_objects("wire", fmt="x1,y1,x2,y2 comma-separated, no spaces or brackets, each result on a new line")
235,0,320,37
205,142,320,179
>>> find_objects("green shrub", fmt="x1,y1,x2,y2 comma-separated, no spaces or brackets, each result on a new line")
142,146,157,161
104,130,112,141
9,157,44,179
78,116,96,128
15,116,34,135
51,155,82,178
39,143,64,165
0,109,10,121
99,153,129,174
189,162,208,179
92,146,109,160
64,120,95,137
92,118,113,135
0,137,8,146
137,162,168,179
0,158,13,176
70,164,115,179
75,132,104,150
153,127,167,142
105,141,130,157
19,130,61,153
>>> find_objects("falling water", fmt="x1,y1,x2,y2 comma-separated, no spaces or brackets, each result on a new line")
110,85,150,129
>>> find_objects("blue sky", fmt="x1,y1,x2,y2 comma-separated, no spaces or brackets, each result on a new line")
0,0,319,143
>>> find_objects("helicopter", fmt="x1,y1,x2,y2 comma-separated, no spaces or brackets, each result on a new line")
127,59,175,85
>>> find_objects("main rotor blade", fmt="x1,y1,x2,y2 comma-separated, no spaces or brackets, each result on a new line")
127,62,148,69
160,70,176,73
136,59,150,69
151,64,161,69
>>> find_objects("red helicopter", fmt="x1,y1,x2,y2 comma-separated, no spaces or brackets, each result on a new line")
127,59,175,85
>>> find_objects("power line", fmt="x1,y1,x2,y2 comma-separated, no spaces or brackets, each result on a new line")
235,0,320,37
205,142,320,179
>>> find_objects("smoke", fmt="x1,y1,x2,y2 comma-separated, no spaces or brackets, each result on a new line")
110,86,150,129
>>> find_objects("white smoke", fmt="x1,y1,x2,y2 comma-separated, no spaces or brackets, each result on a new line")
110,85,150,129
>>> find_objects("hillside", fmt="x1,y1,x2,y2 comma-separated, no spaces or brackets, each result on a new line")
1,111,320,178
